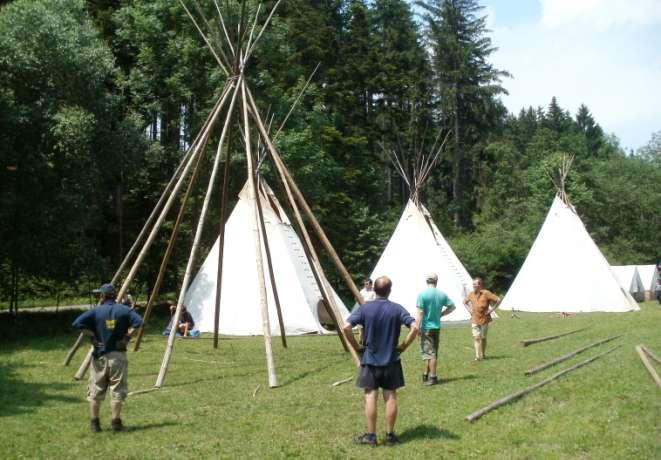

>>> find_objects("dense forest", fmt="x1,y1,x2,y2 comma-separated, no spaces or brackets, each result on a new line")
1,0,659,311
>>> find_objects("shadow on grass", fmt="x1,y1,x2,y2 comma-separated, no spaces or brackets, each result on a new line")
483,355,510,360
0,363,79,417
124,421,179,432
399,424,460,441
440,374,477,384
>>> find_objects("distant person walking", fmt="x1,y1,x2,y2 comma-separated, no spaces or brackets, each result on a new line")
463,278,500,361
359,278,376,303
416,273,455,386
342,276,419,446
72,283,143,432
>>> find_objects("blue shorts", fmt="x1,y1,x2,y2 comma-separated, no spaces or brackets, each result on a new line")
356,360,405,390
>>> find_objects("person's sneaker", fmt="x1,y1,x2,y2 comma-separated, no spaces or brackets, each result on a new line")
424,376,438,386
90,418,101,433
422,373,429,383
111,418,124,432
353,433,377,446
384,432,400,446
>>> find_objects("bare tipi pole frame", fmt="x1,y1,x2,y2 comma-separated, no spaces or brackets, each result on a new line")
70,1,363,386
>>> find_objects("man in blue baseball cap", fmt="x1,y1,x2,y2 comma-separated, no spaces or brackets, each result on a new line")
72,283,143,432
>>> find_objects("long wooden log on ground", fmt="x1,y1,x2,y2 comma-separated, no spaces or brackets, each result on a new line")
466,345,620,422
525,335,622,376
635,345,661,387
641,345,661,365
332,376,353,387
520,327,587,347
128,387,160,397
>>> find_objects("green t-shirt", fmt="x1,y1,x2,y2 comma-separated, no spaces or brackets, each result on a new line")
416,287,454,330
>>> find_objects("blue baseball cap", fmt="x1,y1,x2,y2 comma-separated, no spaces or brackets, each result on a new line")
92,283,116,295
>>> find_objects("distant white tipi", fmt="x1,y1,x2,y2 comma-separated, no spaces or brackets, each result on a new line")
636,264,659,300
370,131,472,321
500,157,639,312
611,265,646,302
184,179,350,335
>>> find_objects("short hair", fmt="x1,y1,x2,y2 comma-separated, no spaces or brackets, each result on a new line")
373,276,392,297
473,277,483,284
364,278,373,284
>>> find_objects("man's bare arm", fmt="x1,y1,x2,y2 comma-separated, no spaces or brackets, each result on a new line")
397,321,419,352
342,323,363,355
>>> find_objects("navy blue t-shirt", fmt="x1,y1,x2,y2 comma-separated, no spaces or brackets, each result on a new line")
72,300,144,358
347,298,415,366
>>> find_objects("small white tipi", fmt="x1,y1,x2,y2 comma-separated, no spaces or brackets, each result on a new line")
611,265,646,302
370,200,473,321
500,195,639,313
636,264,659,300
184,179,350,335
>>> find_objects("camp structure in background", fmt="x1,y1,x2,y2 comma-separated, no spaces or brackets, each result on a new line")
500,156,639,313
611,265,646,302
636,264,660,300
184,179,350,336
370,131,472,321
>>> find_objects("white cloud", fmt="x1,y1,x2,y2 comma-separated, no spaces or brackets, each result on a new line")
540,0,661,29
489,1,661,150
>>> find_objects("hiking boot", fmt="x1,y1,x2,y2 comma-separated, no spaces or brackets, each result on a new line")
111,418,124,432
422,373,429,383
424,376,438,386
353,433,377,446
384,432,400,446
90,418,101,433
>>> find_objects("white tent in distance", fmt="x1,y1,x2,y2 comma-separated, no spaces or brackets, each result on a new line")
636,264,659,300
184,179,350,336
370,200,473,321
500,195,639,313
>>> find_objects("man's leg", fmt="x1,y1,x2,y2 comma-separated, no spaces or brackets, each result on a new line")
383,390,397,433
474,338,482,360
110,401,122,420
481,337,488,358
364,389,378,434
429,358,438,376
90,400,100,419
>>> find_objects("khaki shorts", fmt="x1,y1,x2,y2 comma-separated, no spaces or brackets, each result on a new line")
87,351,128,403
471,323,489,339
420,329,439,360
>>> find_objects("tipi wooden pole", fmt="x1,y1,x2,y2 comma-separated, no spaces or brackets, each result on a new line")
156,79,242,388
524,335,621,376
74,347,93,380
641,345,661,365
63,333,85,366
520,327,586,347
254,178,287,347
466,345,620,422
246,91,356,363
241,80,278,387
213,128,233,349
246,88,363,306
635,345,661,387
134,137,209,351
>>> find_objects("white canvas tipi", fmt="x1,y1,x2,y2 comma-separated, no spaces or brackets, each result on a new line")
611,265,645,301
370,200,473,321
184,179,350,336
636,264,659,300
500,195,639,312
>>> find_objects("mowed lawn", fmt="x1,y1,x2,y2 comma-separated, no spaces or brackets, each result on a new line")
0,303,659,459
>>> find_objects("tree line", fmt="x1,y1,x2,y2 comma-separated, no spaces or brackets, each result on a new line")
0,0,659,311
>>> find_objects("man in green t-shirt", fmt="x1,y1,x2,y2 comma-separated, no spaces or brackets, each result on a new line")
416,273,455,386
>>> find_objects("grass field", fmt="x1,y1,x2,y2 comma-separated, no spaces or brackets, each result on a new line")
1,303,659,459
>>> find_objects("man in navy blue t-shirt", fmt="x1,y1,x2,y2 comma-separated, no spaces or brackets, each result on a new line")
72,283,143,432
343,276,419,446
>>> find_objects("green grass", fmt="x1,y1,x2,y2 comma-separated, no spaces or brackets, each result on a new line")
1,304,659,459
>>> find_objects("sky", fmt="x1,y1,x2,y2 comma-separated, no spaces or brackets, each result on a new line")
479,0,661,151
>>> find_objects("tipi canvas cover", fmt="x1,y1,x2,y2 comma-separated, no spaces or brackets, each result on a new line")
611,265,645,301
636,264,659,300
500,196,639,312
370,200,472,321
184,180,350,335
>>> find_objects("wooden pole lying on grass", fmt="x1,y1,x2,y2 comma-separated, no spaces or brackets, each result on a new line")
635,345,661,387
128,387,160,397
641,345,661,365
520,327,587,347
466,345,620,422
332,376,353,387
525,335,622,376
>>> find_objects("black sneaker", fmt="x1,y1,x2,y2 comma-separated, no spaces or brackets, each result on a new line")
90,418,101,433
424,376,438,386
422,373,429,383
111,418,123,432
353,433,377,446
384,432,400,446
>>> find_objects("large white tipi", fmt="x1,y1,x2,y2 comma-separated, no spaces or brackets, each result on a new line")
370,200,473,321
185,179,350,336
500,195,639,313
611,265,646,302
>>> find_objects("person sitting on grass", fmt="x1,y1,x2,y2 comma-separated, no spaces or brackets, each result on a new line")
170,302,195,337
